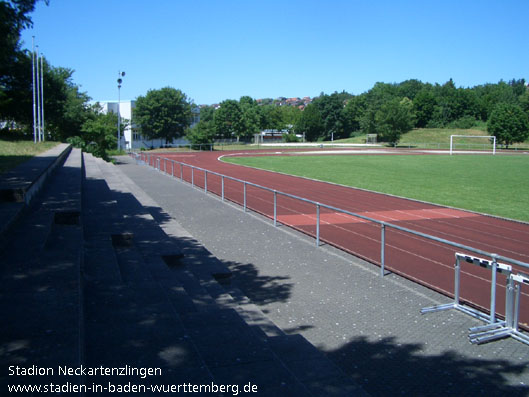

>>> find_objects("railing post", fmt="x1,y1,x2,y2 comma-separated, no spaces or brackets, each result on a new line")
243,182,247,212
274,191,277,227
454,254,461,304
204,170,208,193
180,163,183,181
380,223,386,277
171,160,174,177
490,254,498,323
505,275,515,329
221,176,225,201
191,167,194,187
316,203,320,246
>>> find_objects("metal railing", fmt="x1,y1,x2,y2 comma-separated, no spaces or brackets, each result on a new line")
132,151,529,333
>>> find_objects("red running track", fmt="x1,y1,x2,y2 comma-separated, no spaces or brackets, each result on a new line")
144,149,529,327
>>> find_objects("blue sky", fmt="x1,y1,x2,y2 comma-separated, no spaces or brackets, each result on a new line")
21,0,529,105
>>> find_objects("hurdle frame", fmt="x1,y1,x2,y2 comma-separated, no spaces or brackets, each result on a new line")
421,253,512,325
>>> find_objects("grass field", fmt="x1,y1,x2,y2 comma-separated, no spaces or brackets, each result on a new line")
0,140,59,175
224,154,529,222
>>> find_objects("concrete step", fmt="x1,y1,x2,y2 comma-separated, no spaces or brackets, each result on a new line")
0,148,84,390
82,153,122,286
0,144,72,241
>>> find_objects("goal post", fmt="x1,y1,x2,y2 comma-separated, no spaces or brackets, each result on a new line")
450,135,496,155
366,134,377,144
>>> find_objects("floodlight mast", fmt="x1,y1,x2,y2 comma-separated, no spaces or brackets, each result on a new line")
40,51,45,141
117,71,125,151
36,45,41,142
32,37,37,143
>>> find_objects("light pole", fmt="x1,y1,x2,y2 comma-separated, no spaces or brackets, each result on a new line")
117,71,125,151
36,45,41,142
32,37,37,143
40,51,45,141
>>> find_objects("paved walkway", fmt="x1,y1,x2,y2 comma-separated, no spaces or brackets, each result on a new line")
117,154,529,396
1,149,365,396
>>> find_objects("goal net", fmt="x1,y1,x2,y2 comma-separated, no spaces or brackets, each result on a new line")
366,134,377,144
450,135,496,155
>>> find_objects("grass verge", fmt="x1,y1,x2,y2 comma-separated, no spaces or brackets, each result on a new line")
224,154,529,222
0,140,59,175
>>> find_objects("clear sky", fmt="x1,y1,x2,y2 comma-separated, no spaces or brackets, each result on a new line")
21,0,529,105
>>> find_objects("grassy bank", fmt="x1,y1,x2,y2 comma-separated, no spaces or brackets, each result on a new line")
333,128,529,150
0,140,59,175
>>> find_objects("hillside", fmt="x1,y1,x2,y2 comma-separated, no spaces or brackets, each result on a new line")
331,128,529,149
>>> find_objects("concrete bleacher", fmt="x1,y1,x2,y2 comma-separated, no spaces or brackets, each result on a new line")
0,146,83,389
0,143,71,239
0,146,366,395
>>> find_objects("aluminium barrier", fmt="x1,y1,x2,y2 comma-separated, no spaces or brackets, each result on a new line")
422,253,512,324
131,151,529,344
468,272,529,345
421,253,529,345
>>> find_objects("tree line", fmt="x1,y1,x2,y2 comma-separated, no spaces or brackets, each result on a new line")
185,78,529,147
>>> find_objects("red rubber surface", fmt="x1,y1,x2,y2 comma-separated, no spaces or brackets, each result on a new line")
144,150,529,327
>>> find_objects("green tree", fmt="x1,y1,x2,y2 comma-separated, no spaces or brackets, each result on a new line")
197,105,215,123
43,63,91,141
259,104,284,131
294,104,323,141
0,0,48,126
375,97,415,144
0,50,91,141
313,92,353,140
213,99,245,140
241,106,261,138
413,88,436,128
278,105,301,129
238,96,261,138
397,79,426,100
239,95,256,109
343,95,366,132
134,87,192,144
487,103,529,148
67,103,120,160
517,89,529,114
186,120,215,148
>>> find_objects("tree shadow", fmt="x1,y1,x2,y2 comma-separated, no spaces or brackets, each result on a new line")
0,155,33,176
325,335,529,396
220,260,293,305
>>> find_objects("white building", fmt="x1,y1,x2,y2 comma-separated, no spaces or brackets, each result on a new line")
98,100,199,150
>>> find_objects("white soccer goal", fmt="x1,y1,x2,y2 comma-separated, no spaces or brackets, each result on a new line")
450,135,496,155
366,134,377,144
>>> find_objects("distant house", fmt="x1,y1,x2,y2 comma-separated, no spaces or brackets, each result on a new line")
97,100,199,150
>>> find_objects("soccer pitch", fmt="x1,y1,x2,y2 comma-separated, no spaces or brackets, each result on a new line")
224,154,529,223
